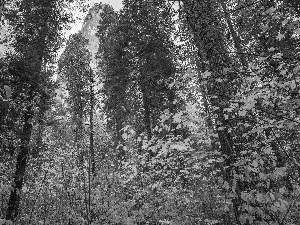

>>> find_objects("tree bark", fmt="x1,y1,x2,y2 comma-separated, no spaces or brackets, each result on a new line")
219,0,248,69
89,67,95,176
142,91,152,141
6,104,33,222
181,0,241,224
0,0,4,25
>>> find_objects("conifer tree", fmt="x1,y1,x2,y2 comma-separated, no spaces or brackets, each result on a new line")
5,0,69,221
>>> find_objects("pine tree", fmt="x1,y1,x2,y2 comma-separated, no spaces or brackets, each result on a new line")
121,0,182,140
5,0,69,221
58,33,91,164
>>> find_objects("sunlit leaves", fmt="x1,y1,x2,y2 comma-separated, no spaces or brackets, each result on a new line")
3,85,11,99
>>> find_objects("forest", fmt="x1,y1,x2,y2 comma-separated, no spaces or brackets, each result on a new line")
0,0,300,224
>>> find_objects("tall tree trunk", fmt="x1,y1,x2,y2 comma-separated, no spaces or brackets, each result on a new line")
6,103,33,221
219,3,250,219
219,0,248,69
141,87,152,141
5,0,63,221
89,67,95,176
181,0,241,224
115,112,125,161
75,114,84,165
88,67,94,225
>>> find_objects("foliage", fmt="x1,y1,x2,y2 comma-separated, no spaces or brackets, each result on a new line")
1,0,300,225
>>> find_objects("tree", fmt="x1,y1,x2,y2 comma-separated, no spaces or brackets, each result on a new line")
121,0,180,141
0,0,4,25
4,0,69,221
179,0,241,223
177,0,300,223
58,33,91,164
96,4,131,161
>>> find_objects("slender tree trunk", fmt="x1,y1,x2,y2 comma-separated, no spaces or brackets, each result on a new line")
115,112,126,161
6,104,33,221
75,113,84,165
89,67,95,176
83,170,90,225
43,195,47,225
0,0,4,25
143,98,152,140
141,86,152,140
219,0,248,69
88,67,94,224
219,1,250,221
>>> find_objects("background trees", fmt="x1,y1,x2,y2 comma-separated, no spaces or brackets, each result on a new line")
0,0,300,224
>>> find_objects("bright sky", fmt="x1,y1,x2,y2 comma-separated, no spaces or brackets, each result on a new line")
68,0,123,36
92,0,123,11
